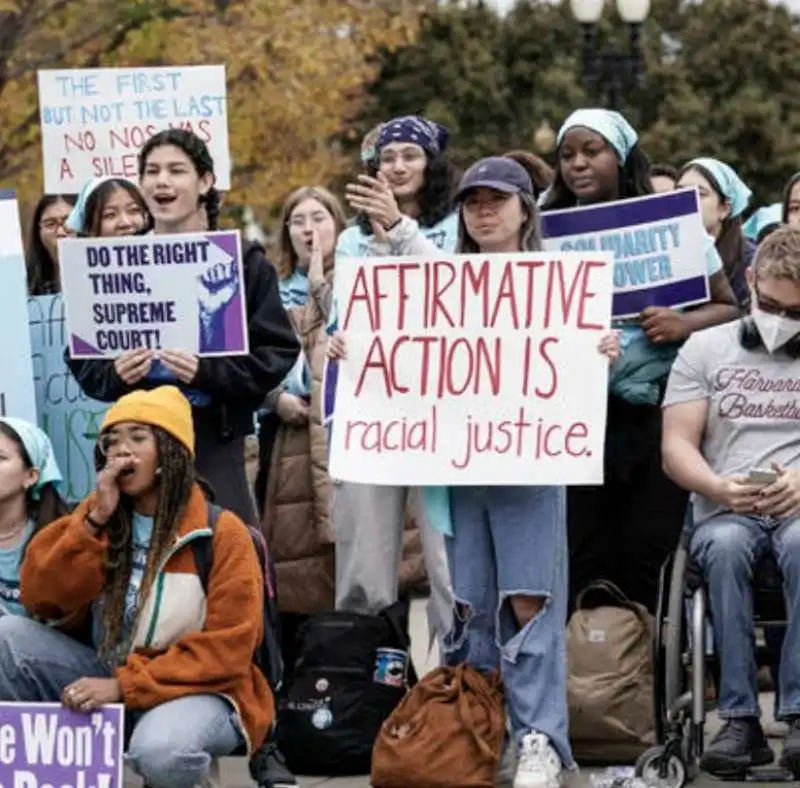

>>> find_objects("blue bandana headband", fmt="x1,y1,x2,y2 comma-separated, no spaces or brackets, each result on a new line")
377,116,450,157
0,417,62,499
742,203,782,242
66,176,140,234
557,108,638,162
686,157,752,219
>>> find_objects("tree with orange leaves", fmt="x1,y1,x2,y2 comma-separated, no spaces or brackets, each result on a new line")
0,0,422,214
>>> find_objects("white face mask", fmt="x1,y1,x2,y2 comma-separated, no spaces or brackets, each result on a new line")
751,302,800,353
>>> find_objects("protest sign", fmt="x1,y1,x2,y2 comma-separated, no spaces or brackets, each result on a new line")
38,65,230,193
29,294,109,502
59,231,248,359
0,703,124,788
0,192,37,422
540,189,709,319
327,253,614,485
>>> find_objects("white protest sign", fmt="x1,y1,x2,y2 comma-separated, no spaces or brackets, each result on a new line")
59,231,248,359
38,65,230,193
328,253,614,485
541,188,710,319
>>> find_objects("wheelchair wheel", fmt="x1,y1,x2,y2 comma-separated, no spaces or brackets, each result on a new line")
635,745,687,788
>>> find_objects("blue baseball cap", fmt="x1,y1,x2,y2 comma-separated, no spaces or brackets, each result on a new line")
455,156,533,202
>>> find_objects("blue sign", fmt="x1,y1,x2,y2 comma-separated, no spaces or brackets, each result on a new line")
28,294,108,503
541,189,710,319
0,193,37,422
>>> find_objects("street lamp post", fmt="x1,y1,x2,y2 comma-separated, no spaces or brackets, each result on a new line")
569,0,650,111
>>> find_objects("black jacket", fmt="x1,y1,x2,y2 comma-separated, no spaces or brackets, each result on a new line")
66,240,300,441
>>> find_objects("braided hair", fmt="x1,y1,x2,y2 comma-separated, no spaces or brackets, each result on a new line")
95,427,195,664
138,129,220,230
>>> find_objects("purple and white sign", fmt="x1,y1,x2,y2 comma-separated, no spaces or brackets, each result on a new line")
541,188,710,319
0,702,124,788
321,357,338,427
59,231,248,359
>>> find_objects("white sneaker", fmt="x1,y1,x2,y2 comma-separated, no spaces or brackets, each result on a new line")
513,731,562,788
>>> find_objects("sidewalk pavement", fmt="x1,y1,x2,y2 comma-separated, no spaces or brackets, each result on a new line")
125,598,784,788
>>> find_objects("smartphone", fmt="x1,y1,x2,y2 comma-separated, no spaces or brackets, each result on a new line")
748,468,779,485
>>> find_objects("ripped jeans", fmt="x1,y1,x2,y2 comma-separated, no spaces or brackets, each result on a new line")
0,616,244,788
444,485,573,768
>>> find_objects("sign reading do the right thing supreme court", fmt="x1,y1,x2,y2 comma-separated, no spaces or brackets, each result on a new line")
328,252,614,486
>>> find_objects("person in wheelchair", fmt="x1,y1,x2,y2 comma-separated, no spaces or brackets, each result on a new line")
661,226,800,778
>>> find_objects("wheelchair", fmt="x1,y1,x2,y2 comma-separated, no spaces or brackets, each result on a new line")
633,528,793,786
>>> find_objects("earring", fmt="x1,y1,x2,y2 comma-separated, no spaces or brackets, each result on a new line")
155,468,162,476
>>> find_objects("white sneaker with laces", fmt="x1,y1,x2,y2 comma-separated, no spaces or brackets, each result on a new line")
513,731,562,788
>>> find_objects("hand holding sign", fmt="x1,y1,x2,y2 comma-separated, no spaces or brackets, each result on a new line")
159,349,199,384
640,306,691,344
327,331,347,360
114,348,154,384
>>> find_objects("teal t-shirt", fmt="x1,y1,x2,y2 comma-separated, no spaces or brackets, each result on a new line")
0,520,34,618
93,511,154,648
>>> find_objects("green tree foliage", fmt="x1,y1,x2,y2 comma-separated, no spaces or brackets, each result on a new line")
354,0,800,206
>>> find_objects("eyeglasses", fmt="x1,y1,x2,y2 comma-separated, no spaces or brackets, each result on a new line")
287,213,330,229
754,283,800,321
39,216,71,232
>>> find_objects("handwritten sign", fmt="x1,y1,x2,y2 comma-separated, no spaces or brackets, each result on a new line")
327,253,613,485
0,703,124,788
541,189,709,319
29,295,108,503
59,231,248,359
0,192,37,422
38,66,230,193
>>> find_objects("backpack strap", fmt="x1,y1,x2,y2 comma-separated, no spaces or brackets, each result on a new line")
191,501,222,595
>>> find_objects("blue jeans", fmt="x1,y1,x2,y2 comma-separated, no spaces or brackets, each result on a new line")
690,514,800,720
444,485,573,768
0,616,243,788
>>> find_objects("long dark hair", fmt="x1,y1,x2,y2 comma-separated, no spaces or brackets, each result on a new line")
94,427,195,663
0,422,69,529
356,152,455,235
26,194,77,295
677,161,748,284
82,179,153,238
138,129,220,231
541,144,653,211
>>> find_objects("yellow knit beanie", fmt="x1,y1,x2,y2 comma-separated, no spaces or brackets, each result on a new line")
100,386,195,456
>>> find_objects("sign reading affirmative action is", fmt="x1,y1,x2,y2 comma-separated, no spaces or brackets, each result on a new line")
0,703,124,788
38,65,230,193
328,253,614,485
59,231,248,360
541,189,709,319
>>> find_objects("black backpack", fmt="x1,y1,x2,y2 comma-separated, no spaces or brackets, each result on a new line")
191,502,283,693
276,601,418,776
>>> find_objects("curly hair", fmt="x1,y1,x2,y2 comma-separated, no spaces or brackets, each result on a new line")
356,153,455,235
541,143,653,211
0,422,69,529
26,195,77,295
138,129,220,230
82,179,153,238
95,427,195,664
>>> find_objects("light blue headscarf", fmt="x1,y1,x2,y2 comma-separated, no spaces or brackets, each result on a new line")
0,418,62,499
685,157,752,218
66,176,140,234
557,108,638,162
742,203,782,242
